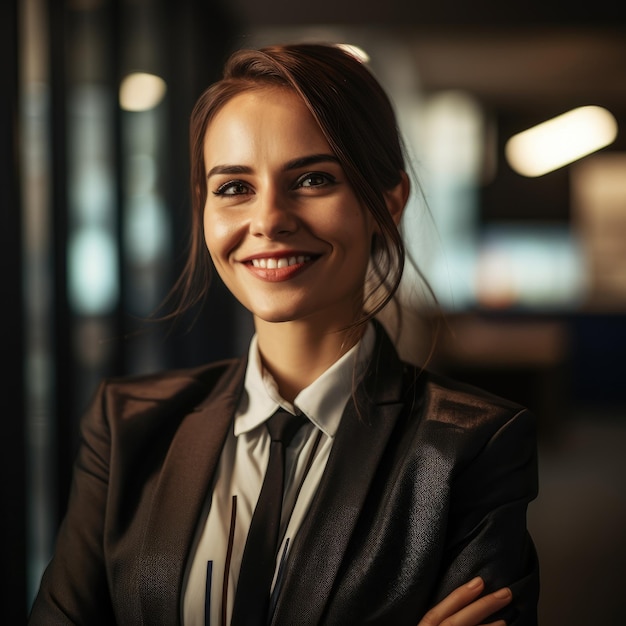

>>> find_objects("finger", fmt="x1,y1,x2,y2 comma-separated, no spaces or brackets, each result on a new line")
418,577,485,625
445,587,512,626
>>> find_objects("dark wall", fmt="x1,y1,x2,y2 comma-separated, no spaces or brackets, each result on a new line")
1,0,27,622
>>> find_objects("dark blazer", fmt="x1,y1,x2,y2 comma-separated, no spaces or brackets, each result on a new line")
29,326,539,625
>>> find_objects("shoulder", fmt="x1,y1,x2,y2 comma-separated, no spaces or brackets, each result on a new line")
401,365,537,464
372,320,535,436
84,356,246,426
379,365,541,523
102,357,242,394
418,367,530,424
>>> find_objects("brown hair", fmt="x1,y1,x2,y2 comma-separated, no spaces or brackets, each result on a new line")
169,43,411,329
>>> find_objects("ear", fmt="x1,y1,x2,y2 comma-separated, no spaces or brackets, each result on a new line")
384,170,410,225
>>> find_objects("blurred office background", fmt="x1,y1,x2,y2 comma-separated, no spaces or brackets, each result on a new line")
3,0,625,623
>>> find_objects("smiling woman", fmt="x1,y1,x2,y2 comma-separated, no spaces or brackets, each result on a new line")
202,87,381,353
29,43,539,626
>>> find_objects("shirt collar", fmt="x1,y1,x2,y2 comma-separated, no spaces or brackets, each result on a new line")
235,323,375,439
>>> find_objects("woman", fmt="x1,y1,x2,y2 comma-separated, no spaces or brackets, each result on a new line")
29,43,539,625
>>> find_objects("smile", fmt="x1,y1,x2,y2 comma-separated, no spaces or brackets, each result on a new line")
250,255,311,269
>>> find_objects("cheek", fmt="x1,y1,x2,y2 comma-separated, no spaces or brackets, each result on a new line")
334,211,377,255
203,212,237,289
203,207,238,261
202,210,212,249
202,211,218,263
320,200,371,237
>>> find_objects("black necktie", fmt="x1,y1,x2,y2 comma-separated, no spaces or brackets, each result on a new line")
231,410,305,626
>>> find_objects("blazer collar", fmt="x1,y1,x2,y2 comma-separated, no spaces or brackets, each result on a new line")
272,323,408,625
138,356,247,626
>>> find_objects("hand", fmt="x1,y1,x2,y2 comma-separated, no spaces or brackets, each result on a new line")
418,577,512,626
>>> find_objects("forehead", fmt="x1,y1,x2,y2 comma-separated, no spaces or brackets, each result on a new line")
203,86,333,165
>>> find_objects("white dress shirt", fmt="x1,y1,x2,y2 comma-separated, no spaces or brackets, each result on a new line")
183,325,375,626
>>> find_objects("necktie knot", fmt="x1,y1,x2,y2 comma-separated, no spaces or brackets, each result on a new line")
267,409,305,447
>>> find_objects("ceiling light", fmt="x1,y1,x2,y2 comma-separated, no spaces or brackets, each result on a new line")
505,105,618,177
119,72,167,112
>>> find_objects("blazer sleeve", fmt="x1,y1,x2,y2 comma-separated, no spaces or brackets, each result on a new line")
430,407,540,626
28,380,117,625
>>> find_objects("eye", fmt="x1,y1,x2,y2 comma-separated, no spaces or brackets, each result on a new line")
213,180,251,196
296,172,335,188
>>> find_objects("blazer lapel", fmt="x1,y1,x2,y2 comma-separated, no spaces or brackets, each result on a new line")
272,326,408,625
138,357,247,625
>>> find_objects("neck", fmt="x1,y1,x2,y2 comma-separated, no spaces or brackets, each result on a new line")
254,319,366,403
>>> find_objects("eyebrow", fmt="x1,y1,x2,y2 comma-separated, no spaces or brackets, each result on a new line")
284,153,340,170
206,153,340,179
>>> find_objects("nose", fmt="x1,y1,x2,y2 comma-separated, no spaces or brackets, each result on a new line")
249,189,298,239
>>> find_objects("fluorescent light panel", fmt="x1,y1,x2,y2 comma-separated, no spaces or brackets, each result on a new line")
505,105,618,177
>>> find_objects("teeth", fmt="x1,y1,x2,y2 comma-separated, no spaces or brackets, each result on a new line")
251,255,310,269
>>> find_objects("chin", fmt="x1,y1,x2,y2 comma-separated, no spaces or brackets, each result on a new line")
246,298,311,325
252,310,302,324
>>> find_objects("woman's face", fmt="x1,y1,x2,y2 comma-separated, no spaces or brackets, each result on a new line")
202,86,377,332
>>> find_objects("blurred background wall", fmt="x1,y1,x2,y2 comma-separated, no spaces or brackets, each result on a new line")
3,0,626,623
